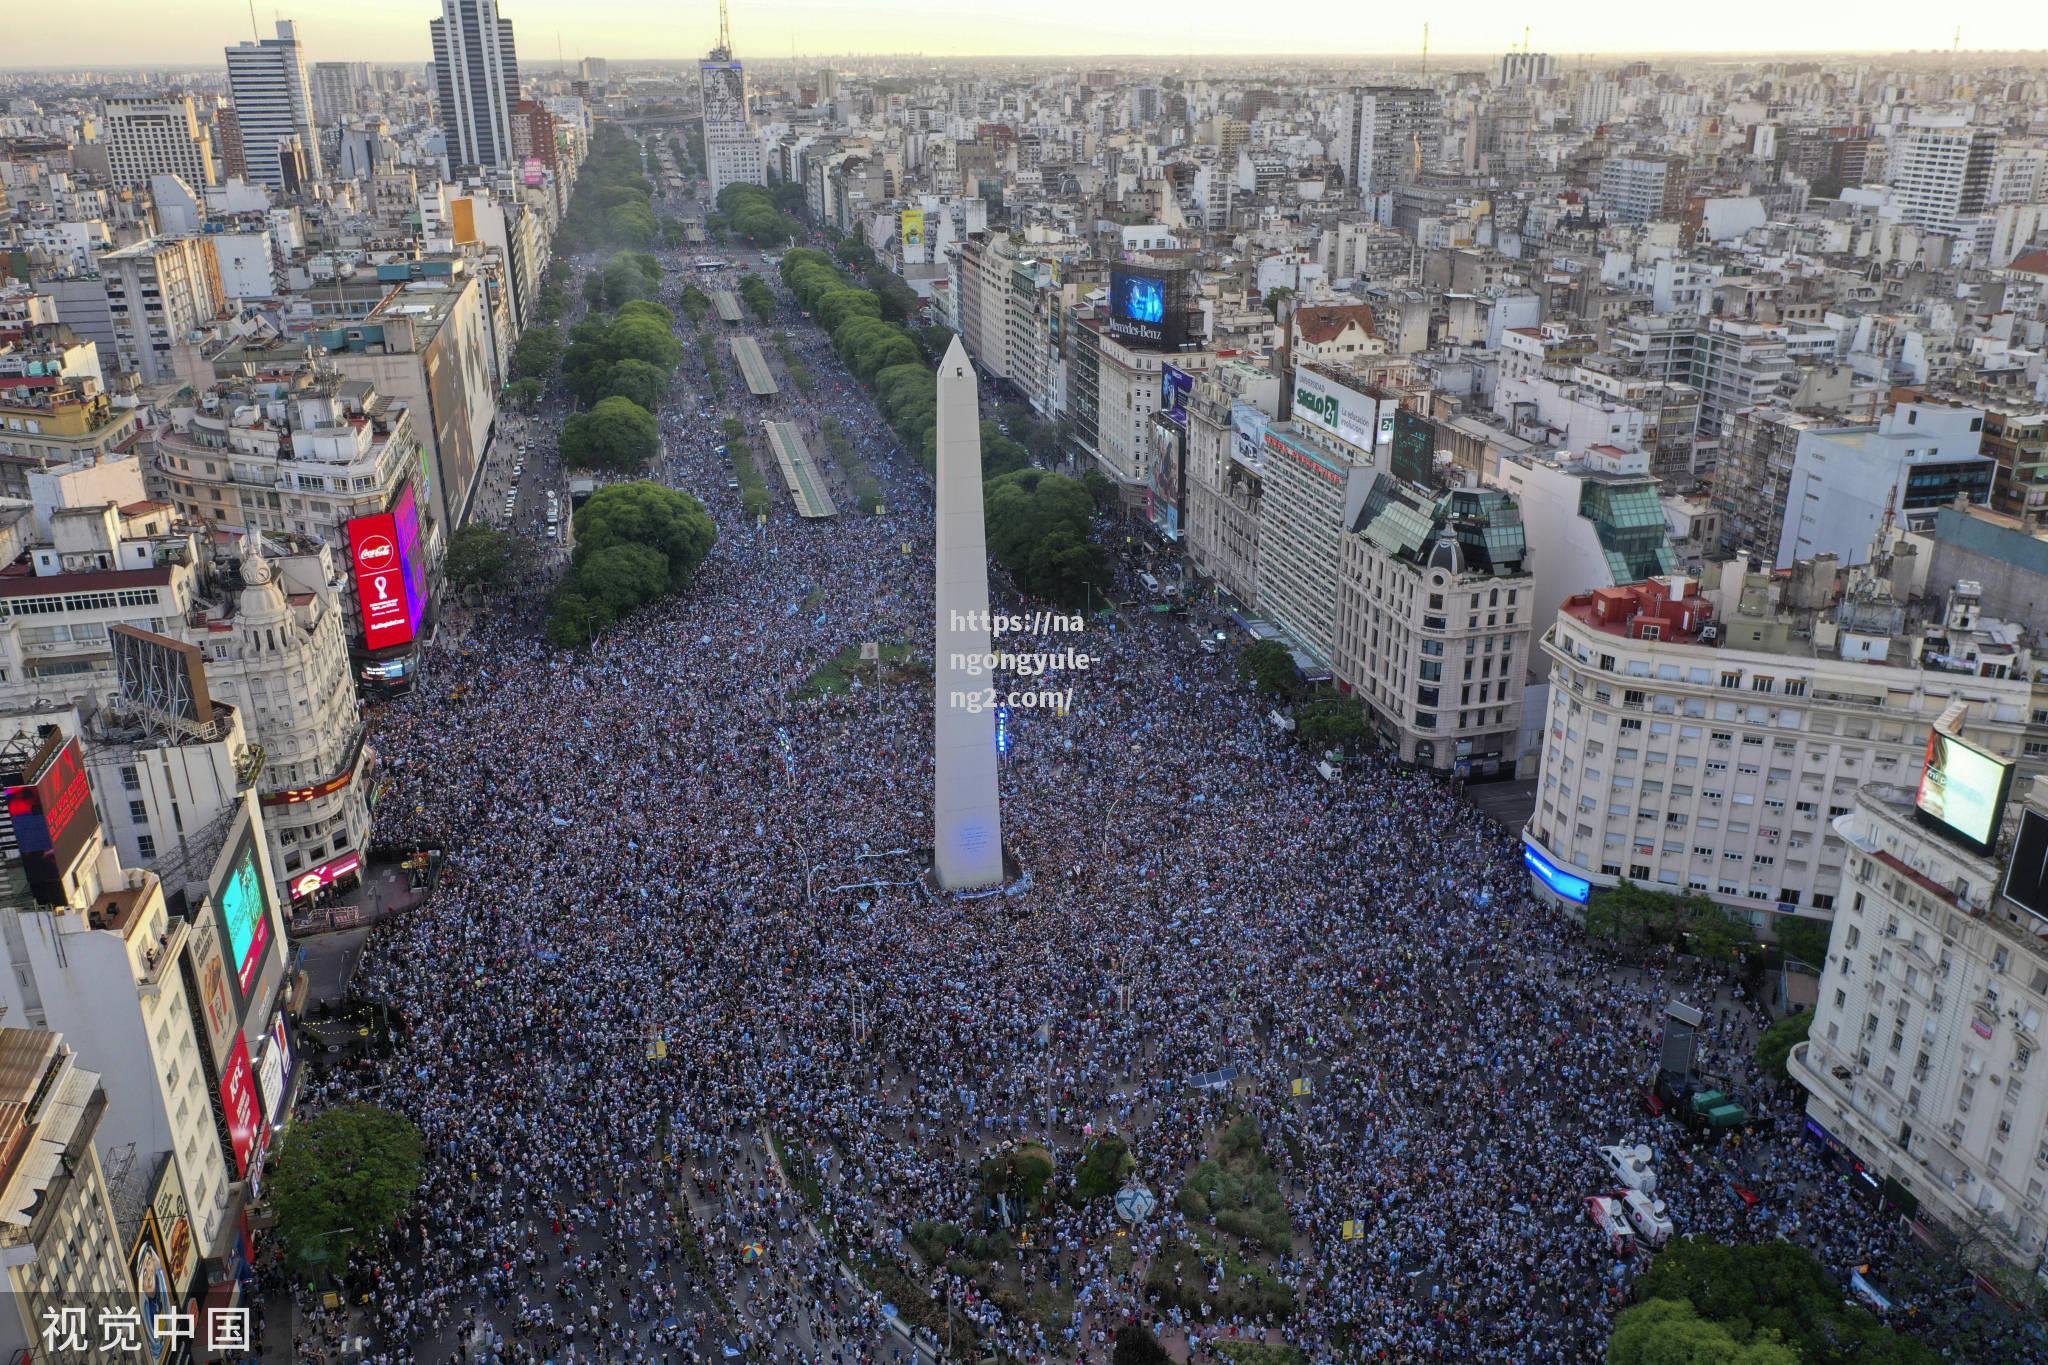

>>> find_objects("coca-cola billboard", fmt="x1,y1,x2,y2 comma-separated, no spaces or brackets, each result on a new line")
347,511,416,650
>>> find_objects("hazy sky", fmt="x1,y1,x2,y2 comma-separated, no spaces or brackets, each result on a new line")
12,0,2048,70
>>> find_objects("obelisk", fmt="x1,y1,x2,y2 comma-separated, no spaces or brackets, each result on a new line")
932,335,1006,889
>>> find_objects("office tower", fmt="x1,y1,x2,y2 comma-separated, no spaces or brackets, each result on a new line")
1600,154,1689,223
431,0,522,170
700,3,764,198
225,20,322,190
1888,111,1999,234
1337,86,1440,199
932,337,1005,891
578,56,607,84
103,96,218,190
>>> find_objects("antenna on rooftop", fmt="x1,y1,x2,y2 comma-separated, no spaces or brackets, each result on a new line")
1421,22,1429,79
718,0,733,59
247,0,260,41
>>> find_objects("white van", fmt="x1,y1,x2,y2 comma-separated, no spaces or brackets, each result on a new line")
1138,572,1161,596
1584,1195,1637,1256
1316,760,1341,783
1621,1189,1673,1246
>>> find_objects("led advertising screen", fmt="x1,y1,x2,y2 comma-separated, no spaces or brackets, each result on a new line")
1391,407,1437,488
219,1032,260,1177
1108,267,1176,347
394,483,428,628
1158,363,1193,424
348,510,417,650
217,833,273,998
6,734,100,903
1915,728,2014,855
2001,809,2048,925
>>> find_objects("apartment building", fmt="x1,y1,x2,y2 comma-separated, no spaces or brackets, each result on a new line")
1790,773,2048,1271
1888,112,1998,236
1600,154,1689,224
1524,559,2048,930
99,236,226,386
225,20,322,190
1184,365,1275,608
0,1028,140,1365
1333,480,1532,775
0,382,143,499
153,370,425,553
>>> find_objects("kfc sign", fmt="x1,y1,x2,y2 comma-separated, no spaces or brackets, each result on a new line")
347,512,417,650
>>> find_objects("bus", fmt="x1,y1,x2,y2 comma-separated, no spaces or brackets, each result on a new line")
691,258,731,271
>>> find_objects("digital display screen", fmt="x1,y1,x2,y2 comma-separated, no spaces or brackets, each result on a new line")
1117,272,1164,323
1158,363,1192,423
1391,407,1436,488
1915,729,2014,854
219,1033,260,1177
6,735,100,902
1524,843,1591,904
219,837,272,996
348,510,417,650
2001,809,2048,924
394,483,427,627
1108,268,1174,346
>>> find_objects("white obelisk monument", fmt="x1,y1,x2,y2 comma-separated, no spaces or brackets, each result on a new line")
933,335,1006,889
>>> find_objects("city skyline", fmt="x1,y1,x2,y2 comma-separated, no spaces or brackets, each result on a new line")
7,0,2047,70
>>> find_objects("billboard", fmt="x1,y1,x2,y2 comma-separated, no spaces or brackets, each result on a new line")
2001,809,2048,925
899,209,925,250
394,483,429,630
1291,367,1378,450
110,624,214,727
1149,419,1185,540
1231,400,1267,468
6,733,99,903
699,60,748,132
215,830,273,998
522,157,546,187
1915,728,2014,855
1391,407,1436,487
1158,363,1193,424
256,1016,291,1125
148,1158,196,1300
219,1033,260,1177
348,511,417,651
1108,267,1177,347
188,910,238,1073
130,1209,172,1361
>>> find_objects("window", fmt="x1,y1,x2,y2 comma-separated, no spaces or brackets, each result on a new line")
137,834,155,860
119,765,139,790
1783,679,1806,697
1751,676,1775,693
1720,671,1742,689
127,799,147,822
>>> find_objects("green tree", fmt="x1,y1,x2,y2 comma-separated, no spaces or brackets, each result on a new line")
1294,695,1369,753
607,314,685,371
985,469,1105,607
1755,1008,1813,1083
615,297,675,330
1631,1237,1937,1365
679,285,710,323
560,396,659,473
980,422,1031,479
599,358,670,411
507,324,561,381
571,542,670,619
571,481,716,591
1585,882,1755,962
545,590,614,649
443,523,518,591
1082,469,1115,508
1113,1327,1174,1365
505,377,545,409
1071,1133,1135,1204
265,1103,424,1278
1238,639,1298,698
1608,1298,1800,1365
1773,914,1833,970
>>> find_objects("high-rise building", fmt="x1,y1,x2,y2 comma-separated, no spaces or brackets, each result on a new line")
1498,51,1557,86
215,104,249,181
0,1028,142,1365
431,0,521,170
1790,770,2048,1271
1888,112,1999,235
99,236,226,384
225,19,322,191
1600,154,1688,223
1334,480,1533,775
700,16,764,198
1336,86,1440,199
103,95,217,190
311,60,364,125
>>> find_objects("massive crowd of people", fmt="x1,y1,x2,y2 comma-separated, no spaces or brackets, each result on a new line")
284,232,2039,1365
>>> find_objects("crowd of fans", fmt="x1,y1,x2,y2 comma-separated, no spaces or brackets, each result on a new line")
283,246,2027,1365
